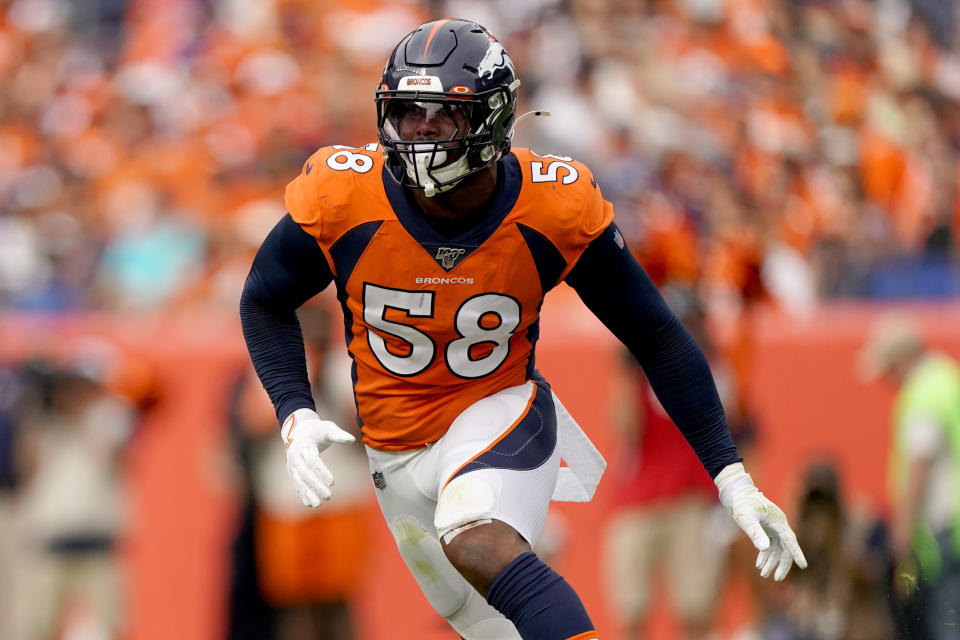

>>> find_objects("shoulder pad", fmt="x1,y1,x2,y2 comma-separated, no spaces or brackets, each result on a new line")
512,148,613,250
284,144,386,246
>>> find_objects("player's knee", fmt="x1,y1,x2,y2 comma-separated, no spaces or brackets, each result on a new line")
441,519,530,594
436,473,530,592
435,472,500,537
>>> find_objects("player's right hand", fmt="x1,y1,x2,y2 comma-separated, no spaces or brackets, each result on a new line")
280,408,356,507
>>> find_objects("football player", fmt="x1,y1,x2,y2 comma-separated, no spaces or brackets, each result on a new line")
240,18,806,640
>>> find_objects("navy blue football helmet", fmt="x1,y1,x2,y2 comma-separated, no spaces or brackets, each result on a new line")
376,19,521,197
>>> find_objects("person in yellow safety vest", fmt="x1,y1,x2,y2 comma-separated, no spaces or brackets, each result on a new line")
860,313,960,640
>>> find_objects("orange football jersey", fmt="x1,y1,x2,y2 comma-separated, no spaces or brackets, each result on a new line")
285,144,613,450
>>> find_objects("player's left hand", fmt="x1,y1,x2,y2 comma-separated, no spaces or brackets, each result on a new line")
280,408,356,508
715,462,808,581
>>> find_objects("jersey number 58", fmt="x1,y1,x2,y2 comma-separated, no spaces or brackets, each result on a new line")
363,283,521,379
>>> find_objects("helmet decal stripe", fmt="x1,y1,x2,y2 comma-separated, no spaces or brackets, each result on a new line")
423,18,451,56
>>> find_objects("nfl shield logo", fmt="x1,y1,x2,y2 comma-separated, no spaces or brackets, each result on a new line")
613,229,625,249
372,470,387,491
435,246,466,270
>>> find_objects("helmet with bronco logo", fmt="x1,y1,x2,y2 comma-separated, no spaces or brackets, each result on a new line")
376,19,520,197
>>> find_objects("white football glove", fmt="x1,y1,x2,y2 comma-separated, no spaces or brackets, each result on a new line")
716,462,808,581
280,408,356,508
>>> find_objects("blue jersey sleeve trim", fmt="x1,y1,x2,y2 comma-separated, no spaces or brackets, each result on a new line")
329,220,384,287
516,222,567,296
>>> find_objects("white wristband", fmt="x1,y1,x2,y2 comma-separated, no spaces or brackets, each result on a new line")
714,462,757,505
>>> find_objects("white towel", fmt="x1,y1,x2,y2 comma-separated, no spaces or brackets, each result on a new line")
551,392,606,502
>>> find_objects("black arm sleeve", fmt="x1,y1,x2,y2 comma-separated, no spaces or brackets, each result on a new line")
565,223,741,478
239,213,334,423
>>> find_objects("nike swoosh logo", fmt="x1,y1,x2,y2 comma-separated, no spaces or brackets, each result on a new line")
284,414,295,448
305,163,312,174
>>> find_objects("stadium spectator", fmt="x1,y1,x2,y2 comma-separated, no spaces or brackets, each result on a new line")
12,354,136,640
226,305,373,640
0,365,30,640
860,313,960,639
761,461,894,640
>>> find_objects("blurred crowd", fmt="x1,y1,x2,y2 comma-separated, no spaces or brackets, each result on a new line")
531,0,960,313
1,0,959,317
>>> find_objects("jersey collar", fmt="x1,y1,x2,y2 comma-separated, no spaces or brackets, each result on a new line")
381,153,523,271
